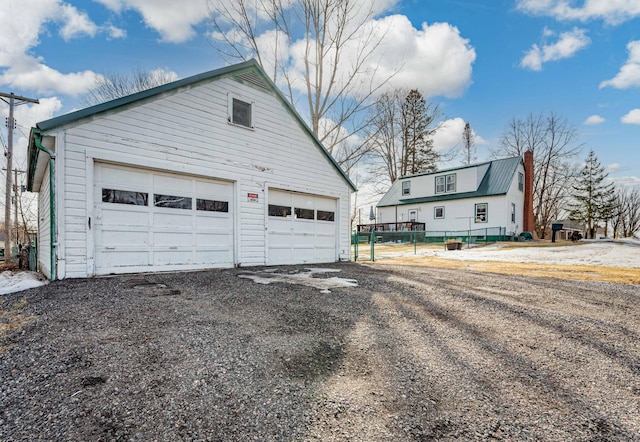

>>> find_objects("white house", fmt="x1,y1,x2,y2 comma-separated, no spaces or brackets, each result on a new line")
27,60,355,280
375,154,534,238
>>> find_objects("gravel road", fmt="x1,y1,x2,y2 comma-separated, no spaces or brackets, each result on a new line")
1,263,639,441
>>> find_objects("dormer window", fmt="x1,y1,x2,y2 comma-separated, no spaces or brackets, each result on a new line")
435,173,456,194
402,181,411,196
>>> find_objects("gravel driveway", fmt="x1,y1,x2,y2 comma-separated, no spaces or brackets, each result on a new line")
1,263,639,441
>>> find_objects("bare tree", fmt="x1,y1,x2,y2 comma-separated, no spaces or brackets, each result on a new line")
82,68,178,106
493,112,582,238
613,186,640,238
365,88,440,185
207,0,397,169
461,121,475,165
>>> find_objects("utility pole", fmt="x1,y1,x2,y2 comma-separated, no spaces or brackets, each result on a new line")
1,92,39,262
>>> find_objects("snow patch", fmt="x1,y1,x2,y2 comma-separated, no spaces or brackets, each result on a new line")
238,268,358,294
0,271,48,295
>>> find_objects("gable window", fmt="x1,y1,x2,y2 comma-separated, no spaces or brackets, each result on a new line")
511,203,516,223
230,96,253,128
518,172,524,192
434,206,445,219
402,181,411,196
435,173,456,194
475,203,487,223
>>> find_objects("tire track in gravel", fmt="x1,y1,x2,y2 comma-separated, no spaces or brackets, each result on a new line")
367,264,640,440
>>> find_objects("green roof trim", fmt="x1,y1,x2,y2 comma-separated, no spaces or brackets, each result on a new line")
377,156,522,207
34,59,356,191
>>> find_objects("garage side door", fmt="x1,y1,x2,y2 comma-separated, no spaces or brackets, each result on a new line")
94,163,234,274
267,189,337,265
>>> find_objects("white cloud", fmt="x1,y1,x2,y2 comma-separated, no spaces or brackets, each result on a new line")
584,115,605,125
516,0,640,25
105,24,127,40
431,117,488,153
606,163,621,173
621,108,640,125
600,40,640,89
0,0,106,96
95,0,209,43
521,27,590,71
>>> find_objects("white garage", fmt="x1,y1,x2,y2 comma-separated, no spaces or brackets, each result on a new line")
267,189,337,265
94,163,234,275
27,60,354,280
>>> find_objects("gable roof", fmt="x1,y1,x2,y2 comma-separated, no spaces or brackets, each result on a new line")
377,156,522,207
31,59,355,191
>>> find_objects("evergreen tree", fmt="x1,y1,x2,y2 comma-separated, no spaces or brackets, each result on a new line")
568,150,616,239
401,89,439,176
462,121,475,165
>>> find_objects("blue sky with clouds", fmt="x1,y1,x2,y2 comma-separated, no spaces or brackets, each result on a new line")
1,0,639,190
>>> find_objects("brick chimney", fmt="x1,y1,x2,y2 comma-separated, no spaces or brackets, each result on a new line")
523,150,535,234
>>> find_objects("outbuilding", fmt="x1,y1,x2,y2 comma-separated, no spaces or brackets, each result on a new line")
27,60,355,280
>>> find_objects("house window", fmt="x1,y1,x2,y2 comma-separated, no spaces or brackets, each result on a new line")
435,173,456,194
475,203,488,223
231,97,253,128
434,206,445,219
511,203,516,223
518,172,524,192
197,199,228,212
295,207,314,219
102,189,148,206
402,181,411,196
269,204,292,217
154,194,192,209
317,210,335,222
409,209,417,222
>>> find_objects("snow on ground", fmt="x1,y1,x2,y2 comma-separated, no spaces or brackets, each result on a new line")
377,238,640,268
239,267,358,293
0,271,48,296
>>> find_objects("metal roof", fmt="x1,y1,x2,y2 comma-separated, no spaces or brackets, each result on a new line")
32,59,356,191
377,156,522,207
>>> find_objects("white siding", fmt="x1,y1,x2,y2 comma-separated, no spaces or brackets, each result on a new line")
37,165,51,279
51,76,350,277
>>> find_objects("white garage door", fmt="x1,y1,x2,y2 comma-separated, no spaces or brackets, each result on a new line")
267,189,337,265
94,163,234,275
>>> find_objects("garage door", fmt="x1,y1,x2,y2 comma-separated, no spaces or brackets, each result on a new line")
94,163,234,275
267,189,337,265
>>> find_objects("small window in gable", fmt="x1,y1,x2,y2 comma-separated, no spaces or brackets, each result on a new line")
230,96,253,128
518,172,524,192
402,181,411,196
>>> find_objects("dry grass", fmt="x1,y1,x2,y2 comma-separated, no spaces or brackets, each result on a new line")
0,297,33,353
368,255,640,286
354,241,640,286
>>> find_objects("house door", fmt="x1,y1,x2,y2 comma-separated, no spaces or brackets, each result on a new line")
409,209,418,222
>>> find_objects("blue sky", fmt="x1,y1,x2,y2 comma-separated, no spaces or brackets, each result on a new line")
1,0,639,190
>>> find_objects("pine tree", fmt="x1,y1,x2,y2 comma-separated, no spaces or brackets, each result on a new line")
462,121,475,165
568,150,616,239
401,89,439,176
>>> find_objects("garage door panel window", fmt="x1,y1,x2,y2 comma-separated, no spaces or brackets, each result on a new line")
317,210,335,222
102,188,148,206
269,204,292,217
294,207,314,219
154,194,193,209
197,199,229,213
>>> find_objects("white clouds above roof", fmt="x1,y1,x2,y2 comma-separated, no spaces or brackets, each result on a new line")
520,27,590,71
621,108,640,125
600,40,640,89
95,0,209,43
516,0,640,25
584,115,605,125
